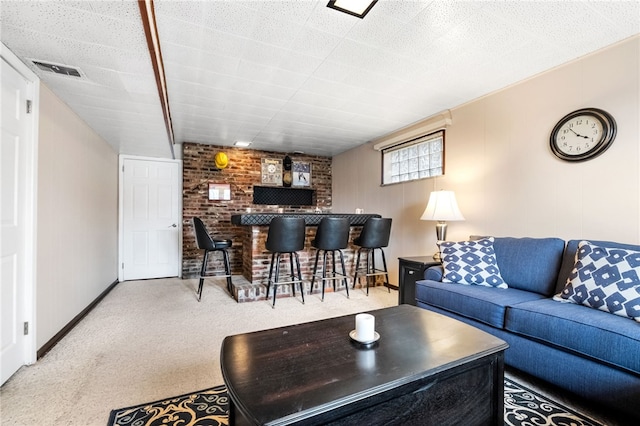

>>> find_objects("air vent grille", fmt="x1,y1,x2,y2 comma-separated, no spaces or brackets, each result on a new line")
31,60,84,78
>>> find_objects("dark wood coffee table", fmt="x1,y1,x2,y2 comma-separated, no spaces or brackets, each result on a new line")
220,305,508,425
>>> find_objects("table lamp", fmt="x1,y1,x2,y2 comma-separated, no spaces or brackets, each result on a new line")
420,190,465,260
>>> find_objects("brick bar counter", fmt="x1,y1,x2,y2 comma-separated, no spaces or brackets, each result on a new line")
230,213,381,303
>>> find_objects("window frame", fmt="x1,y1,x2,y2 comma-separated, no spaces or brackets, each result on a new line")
380,130,445,186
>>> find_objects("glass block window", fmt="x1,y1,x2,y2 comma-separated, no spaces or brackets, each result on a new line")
382,131,444,185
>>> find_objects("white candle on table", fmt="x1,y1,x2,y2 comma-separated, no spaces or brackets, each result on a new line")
355,313,375,342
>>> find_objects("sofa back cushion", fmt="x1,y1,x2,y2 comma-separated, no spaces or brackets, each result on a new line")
479,237,565,296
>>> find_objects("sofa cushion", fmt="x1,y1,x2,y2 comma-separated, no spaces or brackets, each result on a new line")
490,237,565,296
415,280,545,328
505,298,640,375
438,237,507,288
554,241,640,322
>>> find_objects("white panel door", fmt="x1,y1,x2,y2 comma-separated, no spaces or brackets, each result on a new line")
122,158,181,280
1,58,30,384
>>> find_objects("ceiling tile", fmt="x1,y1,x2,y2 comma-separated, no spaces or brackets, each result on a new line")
305,2,359,37
248,11,304,49
374,0,432,23
289,27,344,59
254,0,319,23
589,1,640,33
241,40,291,69
64,0,141,22
118,73,158,95
197,1,260,38
410,0,484,38
277,51,324,76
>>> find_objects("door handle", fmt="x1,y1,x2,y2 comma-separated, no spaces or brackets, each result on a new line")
169,224,177,228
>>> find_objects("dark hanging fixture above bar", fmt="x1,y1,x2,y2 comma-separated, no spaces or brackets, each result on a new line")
326,0,378,19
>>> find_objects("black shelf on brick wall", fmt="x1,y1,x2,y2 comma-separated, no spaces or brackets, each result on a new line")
253,185,315,206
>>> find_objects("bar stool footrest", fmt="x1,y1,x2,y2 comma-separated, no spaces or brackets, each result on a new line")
200,271,232,279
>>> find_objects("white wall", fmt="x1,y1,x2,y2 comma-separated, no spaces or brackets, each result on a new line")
36,84,118,348
333,35,640,285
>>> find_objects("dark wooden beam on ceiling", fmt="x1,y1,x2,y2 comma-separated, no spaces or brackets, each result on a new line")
138,0,175,159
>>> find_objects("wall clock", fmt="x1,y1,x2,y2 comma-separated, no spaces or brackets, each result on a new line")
549,108,616,162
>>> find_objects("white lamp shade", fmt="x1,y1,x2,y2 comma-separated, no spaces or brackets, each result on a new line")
420,190,465,221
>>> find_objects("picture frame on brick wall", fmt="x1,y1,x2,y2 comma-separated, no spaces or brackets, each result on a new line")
209,183,231,200
293,162,311,187
261,158,283,186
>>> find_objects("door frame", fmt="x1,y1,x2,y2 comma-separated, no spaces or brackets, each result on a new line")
118,155,183,282
1,43,39,367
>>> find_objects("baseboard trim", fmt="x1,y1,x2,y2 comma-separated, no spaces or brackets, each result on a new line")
37,279,120,360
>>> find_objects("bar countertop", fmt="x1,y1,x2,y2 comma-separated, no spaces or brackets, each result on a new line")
230,213,380,226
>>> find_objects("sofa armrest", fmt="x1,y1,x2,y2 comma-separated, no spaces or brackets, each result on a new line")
425,265,444,281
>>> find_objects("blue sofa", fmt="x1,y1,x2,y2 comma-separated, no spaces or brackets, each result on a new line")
415,237,640,420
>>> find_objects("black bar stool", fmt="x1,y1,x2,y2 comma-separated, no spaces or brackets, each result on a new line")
265,217,306,307
310,217,350,301
352,217,392,295
192,217,233,301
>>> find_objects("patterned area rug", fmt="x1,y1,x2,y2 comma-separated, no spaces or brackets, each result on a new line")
108,379,602,426
503,378,601,426
108,386,228,426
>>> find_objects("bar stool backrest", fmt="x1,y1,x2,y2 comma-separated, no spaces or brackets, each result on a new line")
266,217,306,253
193,217,215,250
313,217,350,250
355,217,392,248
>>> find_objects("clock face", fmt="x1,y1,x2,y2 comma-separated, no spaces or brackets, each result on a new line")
267,164,276,173
550,108,616,162
554,114,604,156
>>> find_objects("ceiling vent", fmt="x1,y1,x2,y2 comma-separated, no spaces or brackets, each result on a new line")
30,60,85,78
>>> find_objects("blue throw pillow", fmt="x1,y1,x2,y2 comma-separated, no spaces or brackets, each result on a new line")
554,241,640,322
438,237,507,288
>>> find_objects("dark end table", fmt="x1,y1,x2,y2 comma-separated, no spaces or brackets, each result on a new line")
398,256,441,305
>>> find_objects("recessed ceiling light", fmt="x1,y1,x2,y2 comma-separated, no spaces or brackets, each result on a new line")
234,141,251,148
327,0,377,19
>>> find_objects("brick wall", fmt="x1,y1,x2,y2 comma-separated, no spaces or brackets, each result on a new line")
182,142,332,279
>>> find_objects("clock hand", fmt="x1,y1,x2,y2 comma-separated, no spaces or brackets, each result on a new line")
569,128,589,139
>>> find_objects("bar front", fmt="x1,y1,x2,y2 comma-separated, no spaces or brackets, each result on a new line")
230,213,381,302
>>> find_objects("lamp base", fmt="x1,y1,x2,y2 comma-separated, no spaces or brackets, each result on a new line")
435,221,447,241
433,221,447,262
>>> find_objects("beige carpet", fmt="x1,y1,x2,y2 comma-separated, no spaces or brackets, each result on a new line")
1,277,625,426
0,277,397,425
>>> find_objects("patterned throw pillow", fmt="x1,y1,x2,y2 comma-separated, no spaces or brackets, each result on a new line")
438,237,507,288
554,241,640,322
